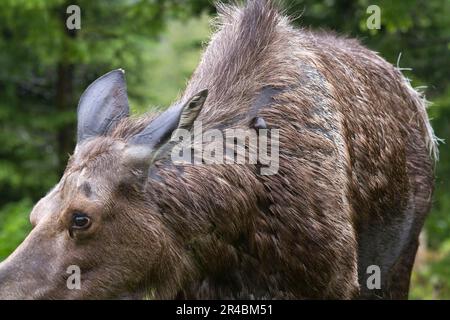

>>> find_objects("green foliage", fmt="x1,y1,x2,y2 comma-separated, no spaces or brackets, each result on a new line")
0,199,33,260
131,13,211,112
411,239,450,299
426,90,450,249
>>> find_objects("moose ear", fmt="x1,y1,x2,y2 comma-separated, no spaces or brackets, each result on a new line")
129,89,208,149
77,69,130,144
177,89,208,130
123,89,208,169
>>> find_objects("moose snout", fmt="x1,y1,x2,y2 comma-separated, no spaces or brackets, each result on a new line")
0,258,23,299
0,225,63,299
0,258,51,300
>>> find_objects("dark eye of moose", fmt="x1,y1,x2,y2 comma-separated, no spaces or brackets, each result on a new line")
71,212,91,230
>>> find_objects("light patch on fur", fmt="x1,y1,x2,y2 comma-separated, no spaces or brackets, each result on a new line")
396,52,440,161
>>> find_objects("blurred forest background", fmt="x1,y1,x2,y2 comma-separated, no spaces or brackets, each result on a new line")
0,0,448,299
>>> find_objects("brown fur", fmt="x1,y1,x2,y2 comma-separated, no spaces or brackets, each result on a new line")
0,0,435,299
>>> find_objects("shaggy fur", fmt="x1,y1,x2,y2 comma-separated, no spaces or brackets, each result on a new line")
159,0,435,299
0,0,435,299
137,0,434,298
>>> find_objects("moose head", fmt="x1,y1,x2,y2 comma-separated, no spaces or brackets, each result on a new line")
0,70,208,299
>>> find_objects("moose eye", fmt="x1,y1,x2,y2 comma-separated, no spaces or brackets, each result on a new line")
71,212,91,230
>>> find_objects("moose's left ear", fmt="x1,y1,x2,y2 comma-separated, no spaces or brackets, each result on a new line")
76,69,130,144
123,89,208,170
177,89,208,131
129,89,208,149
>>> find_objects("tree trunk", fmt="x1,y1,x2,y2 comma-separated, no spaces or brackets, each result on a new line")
55,3,77,176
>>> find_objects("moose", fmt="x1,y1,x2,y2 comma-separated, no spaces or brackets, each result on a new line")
0,0,436,299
